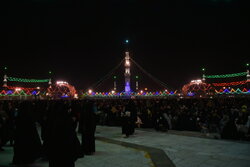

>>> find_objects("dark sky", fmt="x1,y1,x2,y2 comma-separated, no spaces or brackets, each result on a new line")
1,0,249,91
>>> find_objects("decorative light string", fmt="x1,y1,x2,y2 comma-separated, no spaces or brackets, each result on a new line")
205,72,247,79
212,80,249,87
7,77,49,83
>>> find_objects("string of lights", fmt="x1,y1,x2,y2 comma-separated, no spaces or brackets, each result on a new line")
8,77,49,83
82,91,178,97
89,58,125,89
205,72,247,79
212,80,248,87
130,58,169,89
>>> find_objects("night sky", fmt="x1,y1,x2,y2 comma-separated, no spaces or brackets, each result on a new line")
1,0,249,91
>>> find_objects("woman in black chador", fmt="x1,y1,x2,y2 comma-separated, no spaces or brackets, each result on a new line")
48,101,80,167
12,101,42,165
80,100,96,155
121,100,136,137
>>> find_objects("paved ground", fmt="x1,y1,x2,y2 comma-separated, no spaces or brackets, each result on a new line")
1,126,250,167
96,126,250,167
0,140,153,167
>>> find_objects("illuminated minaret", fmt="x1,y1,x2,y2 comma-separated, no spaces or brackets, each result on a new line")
3,67,8,87
247,63,250,81
202,68,206,82
124,40,131,92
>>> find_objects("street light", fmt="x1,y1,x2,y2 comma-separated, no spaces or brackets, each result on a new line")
88,89,93,94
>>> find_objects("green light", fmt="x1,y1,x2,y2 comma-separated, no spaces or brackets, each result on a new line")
205,72,247,79
8,77,50,83
136,76,139,79
247,63,249,67
49,71,52,74
125,40,129,44
113,76,117,79
202,68,206,72
4,67,7,70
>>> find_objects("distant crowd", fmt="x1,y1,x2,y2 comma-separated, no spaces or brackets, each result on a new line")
0,98,250,166
95,98,250,139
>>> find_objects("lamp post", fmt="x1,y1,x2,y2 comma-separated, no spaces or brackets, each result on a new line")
113,76,117,91
135,75,139,91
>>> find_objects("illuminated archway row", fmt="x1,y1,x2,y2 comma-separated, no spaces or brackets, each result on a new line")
215,88,250,94
187,88,250,96
81,91,178,97
0,89,46,96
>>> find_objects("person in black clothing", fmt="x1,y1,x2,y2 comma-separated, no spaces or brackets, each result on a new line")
80,100,96,155
0,115,4,151
48,101,80,167
12,101,42,165
5,102,16,146
121,100,136,137
121,108,130,137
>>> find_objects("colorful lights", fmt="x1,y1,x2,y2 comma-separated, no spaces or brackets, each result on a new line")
205,72,247,79
88,89,93,94
8,77,50,83
212,80,248,87
0,87,45,97
15,88,21,91
215,88,250,95
191,79,202,84
56,81,68,85
81,90,179,97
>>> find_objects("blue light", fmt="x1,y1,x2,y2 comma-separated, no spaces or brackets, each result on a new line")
7,90,13,95
125,40,129,44
61,95,69,98
224,89,230,93
32,91,37,95
187,92,195,96
125,81,131,92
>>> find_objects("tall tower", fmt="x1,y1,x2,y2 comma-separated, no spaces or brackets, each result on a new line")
124,40,131,92
3,67,8,87
246,63,250,81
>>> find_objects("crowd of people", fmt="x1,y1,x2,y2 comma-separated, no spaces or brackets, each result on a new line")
0,100,96,167
94,98,250,139
0,98,250,166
